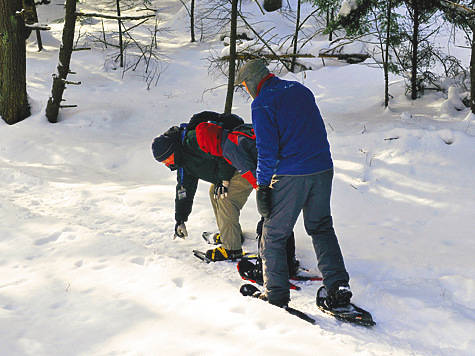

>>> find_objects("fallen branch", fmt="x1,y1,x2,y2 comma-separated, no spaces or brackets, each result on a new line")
221,53,315,60
75,11,155,21
318,52,370,64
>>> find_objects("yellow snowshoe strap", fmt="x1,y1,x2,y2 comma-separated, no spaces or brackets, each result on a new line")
214,246,228,259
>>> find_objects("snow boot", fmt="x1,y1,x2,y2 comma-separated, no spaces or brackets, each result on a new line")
203,232,244,245
325,280,352,308
202,232,222,245
288,257,300,278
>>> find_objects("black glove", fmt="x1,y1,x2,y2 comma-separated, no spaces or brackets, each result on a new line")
174,220,188,239
213,181,229,199
256,184,272,218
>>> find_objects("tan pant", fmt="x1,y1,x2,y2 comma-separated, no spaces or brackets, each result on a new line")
209,171,254,250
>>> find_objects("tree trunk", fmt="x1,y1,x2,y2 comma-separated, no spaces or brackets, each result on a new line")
45,0,76,123
190,0,195,43
224,0,238,114
290,0,301,72
0,0,31,125
471,28,475,114
22,0,43,51
411,4,419,100
327,8,334,41
116,0,123,67
384,0,392,107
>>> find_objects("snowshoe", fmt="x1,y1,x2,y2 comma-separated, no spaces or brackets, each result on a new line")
316,286,375,327
240,284,316,324
193,249,257,263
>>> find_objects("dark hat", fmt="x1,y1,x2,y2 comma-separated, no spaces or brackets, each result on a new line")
235,59,270,98
152,135,173,161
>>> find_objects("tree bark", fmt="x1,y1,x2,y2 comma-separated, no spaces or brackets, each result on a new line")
45,0,76,123
224,0,238,114
0,0,31,125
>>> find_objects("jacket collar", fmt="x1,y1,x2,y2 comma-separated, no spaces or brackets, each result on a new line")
256,73,275,97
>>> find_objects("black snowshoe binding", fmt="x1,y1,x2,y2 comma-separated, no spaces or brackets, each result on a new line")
316,285,375,327
238,257,301,283
326,280,353,308
237,259,264,285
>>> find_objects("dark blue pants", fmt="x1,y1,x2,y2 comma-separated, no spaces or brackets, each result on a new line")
259,169,349,304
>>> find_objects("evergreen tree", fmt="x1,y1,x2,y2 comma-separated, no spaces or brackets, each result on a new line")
335,0,404,107
401,0,443,100
337,0,447,101
438,0,475,113
305,0,340,40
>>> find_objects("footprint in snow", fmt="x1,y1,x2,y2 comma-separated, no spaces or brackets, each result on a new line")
74,260,83,267
34,231,62,246
130,257,145,265
172,278,184,288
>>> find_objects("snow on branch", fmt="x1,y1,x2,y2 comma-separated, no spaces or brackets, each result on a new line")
439,0,475,16
25,23,51,30
338,0,358,17
75,11,156,21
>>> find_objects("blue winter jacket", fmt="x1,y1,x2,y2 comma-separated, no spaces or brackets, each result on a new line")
251,76,333,185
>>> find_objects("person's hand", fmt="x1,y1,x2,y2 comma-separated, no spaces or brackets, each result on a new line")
257,184,272,218
213,181,230,199
174,221,188,239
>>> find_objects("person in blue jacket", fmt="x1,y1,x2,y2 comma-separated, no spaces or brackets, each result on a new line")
235,59,352,308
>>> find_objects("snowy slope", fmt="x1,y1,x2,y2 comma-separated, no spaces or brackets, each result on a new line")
1,0,475,355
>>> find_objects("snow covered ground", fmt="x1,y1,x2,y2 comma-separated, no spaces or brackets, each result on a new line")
1,1,475,355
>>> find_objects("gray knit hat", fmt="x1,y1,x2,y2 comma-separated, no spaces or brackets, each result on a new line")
235,59,270,98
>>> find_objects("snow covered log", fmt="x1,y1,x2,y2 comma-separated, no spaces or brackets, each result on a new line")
318,52,369,64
